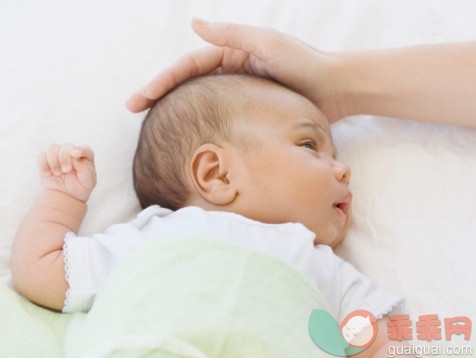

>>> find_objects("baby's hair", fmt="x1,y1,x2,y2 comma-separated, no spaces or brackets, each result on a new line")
133,74,277,210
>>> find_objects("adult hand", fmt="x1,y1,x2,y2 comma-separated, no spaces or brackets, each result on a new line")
126,19,346,123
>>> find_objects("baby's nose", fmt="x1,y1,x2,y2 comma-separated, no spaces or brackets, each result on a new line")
334,162,351,184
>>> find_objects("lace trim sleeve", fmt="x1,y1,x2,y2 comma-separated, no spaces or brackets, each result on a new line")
62,231,76,310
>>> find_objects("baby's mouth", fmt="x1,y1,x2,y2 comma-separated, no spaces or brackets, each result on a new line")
333,193,352,215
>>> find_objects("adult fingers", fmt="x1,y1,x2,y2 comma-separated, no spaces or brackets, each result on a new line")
125,20,283,113
191,19,280,57
126,46,224,113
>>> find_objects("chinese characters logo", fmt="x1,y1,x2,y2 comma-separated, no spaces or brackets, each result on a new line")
388,314,471,342
309,310,472,356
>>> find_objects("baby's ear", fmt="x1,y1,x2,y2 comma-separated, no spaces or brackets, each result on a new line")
189,144,237,206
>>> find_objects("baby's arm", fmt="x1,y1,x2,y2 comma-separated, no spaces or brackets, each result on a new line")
11,143,96,311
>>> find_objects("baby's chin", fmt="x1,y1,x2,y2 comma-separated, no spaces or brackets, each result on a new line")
334,214,352,247
313,217,352,248
332,230,347,248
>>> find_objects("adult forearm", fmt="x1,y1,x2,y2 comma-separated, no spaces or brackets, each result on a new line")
336,41,476,128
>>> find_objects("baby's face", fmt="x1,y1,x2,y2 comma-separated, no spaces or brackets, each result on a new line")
232,89,352,247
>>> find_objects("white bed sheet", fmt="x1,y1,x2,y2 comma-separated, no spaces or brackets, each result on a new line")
1,0,475,340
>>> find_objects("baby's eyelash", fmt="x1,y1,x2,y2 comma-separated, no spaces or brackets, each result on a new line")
301,140,317,151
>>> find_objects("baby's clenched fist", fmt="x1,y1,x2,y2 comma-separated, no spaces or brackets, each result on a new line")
37,143,97,202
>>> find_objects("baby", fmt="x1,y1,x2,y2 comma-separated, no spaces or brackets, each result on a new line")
11,74,404,355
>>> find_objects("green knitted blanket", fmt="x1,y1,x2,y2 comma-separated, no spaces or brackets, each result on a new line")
1,237,333,357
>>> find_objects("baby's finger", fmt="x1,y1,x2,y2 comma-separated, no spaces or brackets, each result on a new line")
37,152,53,177
71,145,96,174
58,143,77,173
45,143,62,176
71,145,95,165
72,147,97,189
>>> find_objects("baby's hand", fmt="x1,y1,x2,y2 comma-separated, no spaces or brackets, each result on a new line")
38,143,97,202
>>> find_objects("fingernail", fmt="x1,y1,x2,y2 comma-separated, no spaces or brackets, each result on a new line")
140,86,149,98
193,17,210,26
140,86,156,101
125,98,133,110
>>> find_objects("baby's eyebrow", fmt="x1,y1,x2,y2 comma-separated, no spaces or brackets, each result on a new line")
293,120,329,140
293,120,323,133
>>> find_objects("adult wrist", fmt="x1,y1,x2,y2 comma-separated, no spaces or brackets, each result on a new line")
327,51,363,120
309,50,354,123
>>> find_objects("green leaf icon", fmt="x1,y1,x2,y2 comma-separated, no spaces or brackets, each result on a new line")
308,309,366,357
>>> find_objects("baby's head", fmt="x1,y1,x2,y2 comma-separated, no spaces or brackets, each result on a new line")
133,74,352,247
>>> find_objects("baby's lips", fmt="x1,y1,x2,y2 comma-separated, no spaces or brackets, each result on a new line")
334,192,352,213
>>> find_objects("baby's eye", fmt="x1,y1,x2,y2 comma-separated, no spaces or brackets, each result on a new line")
301,140,317,151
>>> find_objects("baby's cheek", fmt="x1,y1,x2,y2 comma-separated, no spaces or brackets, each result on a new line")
344,209,353,232
342,218,352,238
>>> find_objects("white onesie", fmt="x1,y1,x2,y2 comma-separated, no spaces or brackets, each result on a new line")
63,205,404,322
